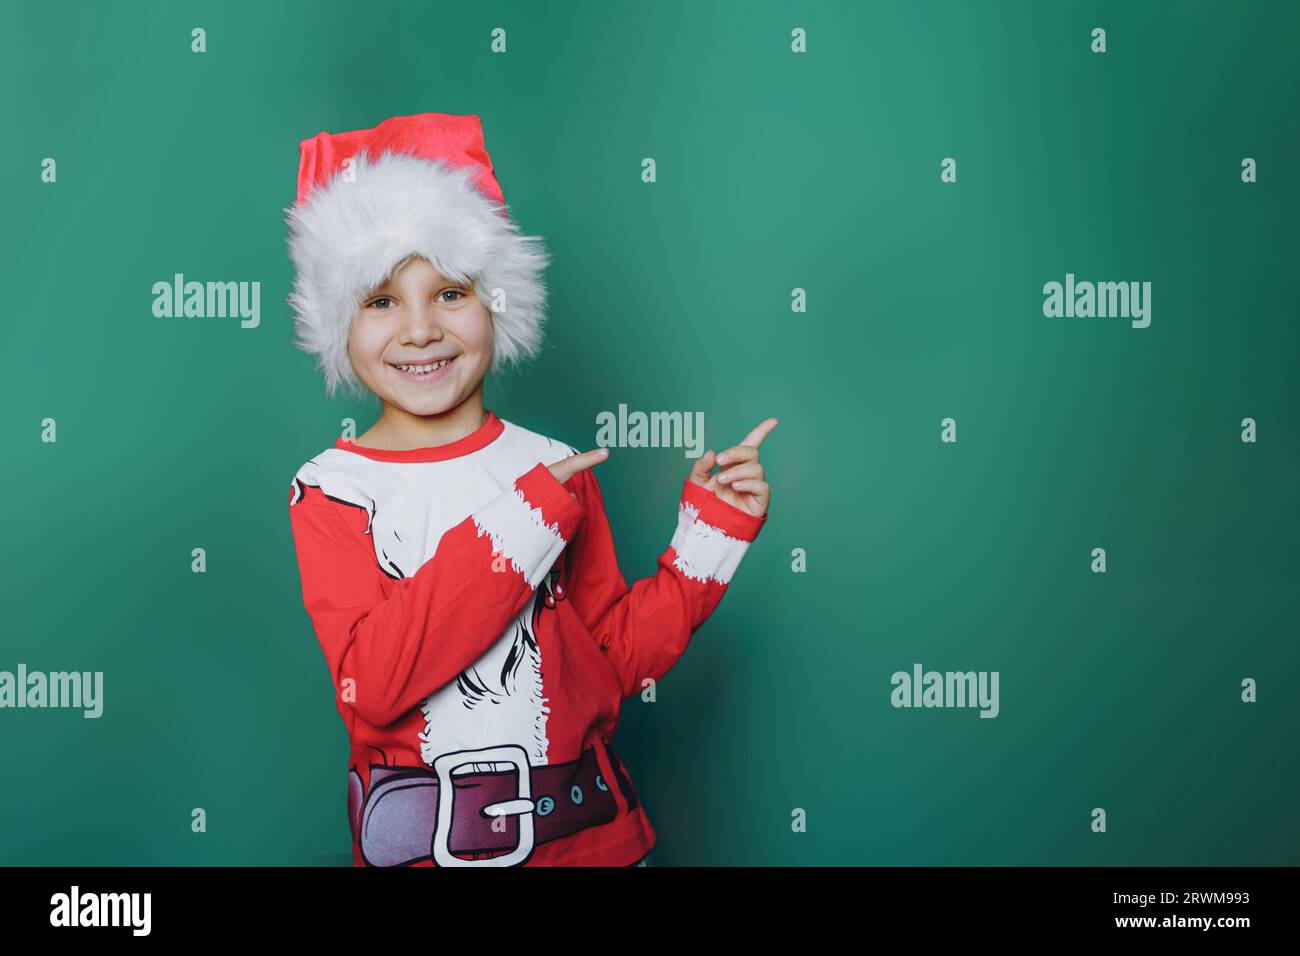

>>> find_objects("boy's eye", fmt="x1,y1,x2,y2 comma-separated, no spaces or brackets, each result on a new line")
366,290,466,309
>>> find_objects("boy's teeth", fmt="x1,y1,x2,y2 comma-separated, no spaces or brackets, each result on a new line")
397,359,451,373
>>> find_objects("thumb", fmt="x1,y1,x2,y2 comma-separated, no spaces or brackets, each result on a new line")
688,449,716,486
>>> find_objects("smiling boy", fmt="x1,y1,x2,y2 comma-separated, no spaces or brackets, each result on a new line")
284,112,776,866
348,252,494,449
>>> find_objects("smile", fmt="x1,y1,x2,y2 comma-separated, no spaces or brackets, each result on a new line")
389,357,456,382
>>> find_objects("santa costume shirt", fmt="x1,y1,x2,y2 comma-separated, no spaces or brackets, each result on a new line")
287,409,767,866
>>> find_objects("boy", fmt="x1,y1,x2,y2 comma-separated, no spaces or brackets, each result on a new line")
284,112,776,866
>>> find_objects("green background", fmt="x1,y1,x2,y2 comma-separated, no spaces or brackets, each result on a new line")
2,0,1296,866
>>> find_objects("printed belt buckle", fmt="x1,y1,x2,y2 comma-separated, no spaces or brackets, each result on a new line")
431,745,535,867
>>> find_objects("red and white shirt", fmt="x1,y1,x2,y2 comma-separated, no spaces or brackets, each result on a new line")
287,409,766,866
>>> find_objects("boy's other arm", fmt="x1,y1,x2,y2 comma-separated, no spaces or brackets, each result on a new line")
563,468,767,700
288,463,586,727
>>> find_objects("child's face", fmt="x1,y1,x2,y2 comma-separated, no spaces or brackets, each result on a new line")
347,255,494,417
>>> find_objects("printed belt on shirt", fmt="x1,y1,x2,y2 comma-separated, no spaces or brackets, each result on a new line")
351,742,640,867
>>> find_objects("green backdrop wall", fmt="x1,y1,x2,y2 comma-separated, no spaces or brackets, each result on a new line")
2,0,1296,865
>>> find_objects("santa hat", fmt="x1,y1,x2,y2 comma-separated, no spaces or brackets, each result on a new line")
284,112,550,398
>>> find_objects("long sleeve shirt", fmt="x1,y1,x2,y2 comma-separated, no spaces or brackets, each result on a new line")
287,409,766,866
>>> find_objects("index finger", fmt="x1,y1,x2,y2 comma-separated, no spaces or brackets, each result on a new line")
740,418,779,448
547,447,609,484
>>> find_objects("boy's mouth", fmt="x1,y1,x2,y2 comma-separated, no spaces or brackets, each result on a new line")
388,356,457,383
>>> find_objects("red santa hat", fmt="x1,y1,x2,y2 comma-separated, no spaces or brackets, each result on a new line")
284,112,550,398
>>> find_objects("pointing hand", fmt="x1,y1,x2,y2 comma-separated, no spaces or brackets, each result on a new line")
687,418,777,518
547,447,609,501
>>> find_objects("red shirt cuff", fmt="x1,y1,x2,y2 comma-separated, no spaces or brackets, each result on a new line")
515,462,587,540
679,479,767,542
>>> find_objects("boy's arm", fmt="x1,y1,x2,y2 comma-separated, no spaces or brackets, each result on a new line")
288,462,586,727
563,468,767,700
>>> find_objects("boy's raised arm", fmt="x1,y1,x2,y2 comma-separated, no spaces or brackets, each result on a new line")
563,467,767,700
288,462,586,727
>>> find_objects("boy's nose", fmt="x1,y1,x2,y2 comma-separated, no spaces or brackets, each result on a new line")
399,305,445,340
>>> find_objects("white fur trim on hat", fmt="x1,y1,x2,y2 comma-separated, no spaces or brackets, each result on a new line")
284,148,550,398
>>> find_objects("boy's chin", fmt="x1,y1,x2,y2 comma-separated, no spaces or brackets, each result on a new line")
382,388,461,417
